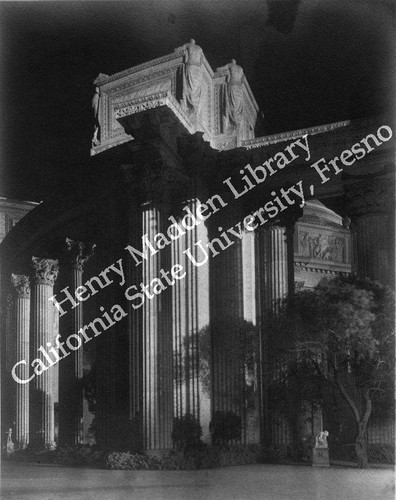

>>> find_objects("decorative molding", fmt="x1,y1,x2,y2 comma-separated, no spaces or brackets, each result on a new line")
31,257,59,286
11,274,30,298
243,120,350,150
114,91,195,134
92,47,260,156
96,52,182,86
294,262,350,276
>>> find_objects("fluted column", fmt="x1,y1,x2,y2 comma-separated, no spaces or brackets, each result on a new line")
58,239,95,446
11,274,31,449
128,203,174,452
124,157,176,453
209,203,245,442
172,201,199,419
256,223,287,444
256,210,300,445
29,257,59,449
142,204,173,452
171,199,211,442
260,224,289,314
345,176,394,286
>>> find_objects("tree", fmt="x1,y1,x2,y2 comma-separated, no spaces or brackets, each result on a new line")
273,275,395,468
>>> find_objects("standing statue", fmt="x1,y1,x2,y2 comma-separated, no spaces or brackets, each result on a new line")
6,428,14,455
92,86,101,146
315,430,329,448
176,39,204,112
217,59,245,134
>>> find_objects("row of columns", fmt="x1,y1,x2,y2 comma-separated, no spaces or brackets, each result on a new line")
9,258,59,449
4,175,393,452
7,241,94,450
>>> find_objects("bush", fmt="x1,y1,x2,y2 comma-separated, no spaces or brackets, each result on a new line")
105,444,265,470
210,411,242,444
367,444,395,464
172,414,202,450
105,452,186,470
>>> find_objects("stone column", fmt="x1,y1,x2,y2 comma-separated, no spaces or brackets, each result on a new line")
259,224,289,314
11,274,31,449
256,210,300,445
208,203,245,441
58,239,95,446
124,159,176,453
345,176,394,286
3,293,14,442
29,257,59,449
141,204,174,452
171,199,211,443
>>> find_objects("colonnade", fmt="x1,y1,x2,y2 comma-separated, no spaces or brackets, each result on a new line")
3,177,393,451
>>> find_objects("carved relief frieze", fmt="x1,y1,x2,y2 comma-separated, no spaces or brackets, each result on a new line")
298,231,345,263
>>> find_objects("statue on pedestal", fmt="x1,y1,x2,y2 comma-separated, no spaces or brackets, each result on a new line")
6,428,14,455
176,39,204,112
315,430,329,448
217,59,245,134
312,430,330,467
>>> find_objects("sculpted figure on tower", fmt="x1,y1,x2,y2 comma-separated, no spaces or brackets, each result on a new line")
217,59,245,133
176,39,204,112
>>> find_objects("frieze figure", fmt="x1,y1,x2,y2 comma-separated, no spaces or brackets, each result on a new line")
217,59,245,134
176,39,204,112
299,232,345,263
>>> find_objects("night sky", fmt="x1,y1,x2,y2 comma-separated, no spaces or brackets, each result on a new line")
1,0,394,202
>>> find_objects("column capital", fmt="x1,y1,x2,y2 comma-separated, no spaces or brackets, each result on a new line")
11,274,30,298
31,257,59,286
65,238,96,271
344,175,394,219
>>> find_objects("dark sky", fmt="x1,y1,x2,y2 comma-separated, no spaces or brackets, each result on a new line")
0,0,394,202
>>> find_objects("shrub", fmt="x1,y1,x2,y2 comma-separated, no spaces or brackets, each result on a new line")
171,414,202,450
105,444,265,470
367,444,395,464
105,452,186,470
210,411,242,444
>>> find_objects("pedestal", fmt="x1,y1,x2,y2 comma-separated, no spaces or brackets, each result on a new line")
312,447,330,467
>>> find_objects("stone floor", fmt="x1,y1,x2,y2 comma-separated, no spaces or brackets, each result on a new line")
1,462,394,500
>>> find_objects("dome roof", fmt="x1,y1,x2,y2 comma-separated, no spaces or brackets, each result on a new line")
301,200,343,227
